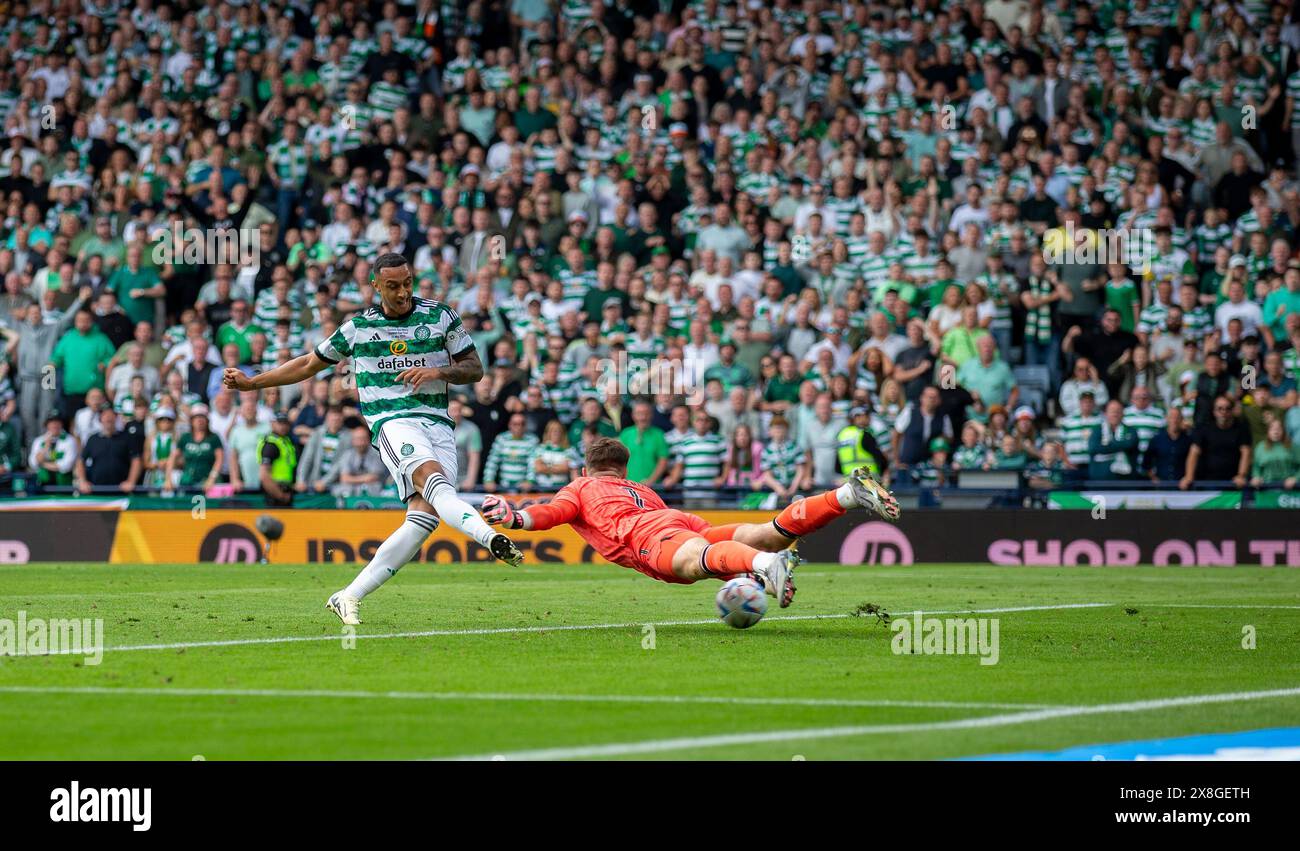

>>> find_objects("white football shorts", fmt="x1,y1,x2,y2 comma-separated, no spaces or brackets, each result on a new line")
373,417,459,502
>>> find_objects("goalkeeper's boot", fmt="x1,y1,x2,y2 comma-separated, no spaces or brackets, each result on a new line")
326,592,361,626
849,467,901,521
756,547,797,609
488,532,524,567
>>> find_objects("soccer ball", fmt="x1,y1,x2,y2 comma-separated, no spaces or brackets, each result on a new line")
716,577,768,629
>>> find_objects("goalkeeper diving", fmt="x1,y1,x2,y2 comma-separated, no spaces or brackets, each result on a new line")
481,437,900,606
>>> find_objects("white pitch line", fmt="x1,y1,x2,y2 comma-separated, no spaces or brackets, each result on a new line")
0,685,1060,712
1139,604,1300,610
12,602,1112,656
450,685,1300,761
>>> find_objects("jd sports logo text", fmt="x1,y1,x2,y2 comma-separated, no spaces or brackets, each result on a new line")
198,524,262,562
840,521,914,565
306,538,591,564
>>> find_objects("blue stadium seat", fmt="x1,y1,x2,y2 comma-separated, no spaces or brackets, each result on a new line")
1013,365,1052,415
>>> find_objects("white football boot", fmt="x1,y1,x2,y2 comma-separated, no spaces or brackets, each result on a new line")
488,532,524,567
849,467,901,521
755,547,798,608
326,592,361,626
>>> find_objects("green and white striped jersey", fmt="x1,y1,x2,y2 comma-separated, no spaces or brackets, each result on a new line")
1123,405,1166,454
442,57,483,92
900,251,938,286
556,267,596,301
530,143,559,174
1187,117,1217,147
254,286,305,328
1194,222,1233,260
675,432,727,487
267,140,309,185
823,196,861,235
760,440,803,487
485,433,539,490
314,297,473,441
528,443,581,490
537,380,579,424
1234,210,1263,238
952,444,988,470
975,271,1017,328
624,333,665,362
319,431,343,478
1182,305,1214,341
368,81,409,121
1137,300,1170,335
1060,413,1101,466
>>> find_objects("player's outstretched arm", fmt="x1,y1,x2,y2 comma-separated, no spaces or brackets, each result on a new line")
481,493,578,531
223,351,332,393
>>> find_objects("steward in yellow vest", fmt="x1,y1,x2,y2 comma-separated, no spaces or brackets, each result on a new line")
836,406,888,478
258,414,299,506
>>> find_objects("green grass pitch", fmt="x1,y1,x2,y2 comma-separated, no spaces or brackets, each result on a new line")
1,562,1298,760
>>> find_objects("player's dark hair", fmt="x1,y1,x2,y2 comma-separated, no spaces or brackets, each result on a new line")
373,252,410,277
585,437,630,473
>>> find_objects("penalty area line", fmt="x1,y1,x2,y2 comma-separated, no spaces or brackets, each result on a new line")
449,686,1300,761
13,602,1113,657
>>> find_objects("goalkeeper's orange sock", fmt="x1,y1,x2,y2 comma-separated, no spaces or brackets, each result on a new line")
700,540,770,577
772,491,846,539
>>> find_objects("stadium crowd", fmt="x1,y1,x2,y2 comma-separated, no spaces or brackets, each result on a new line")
2,0,1300,504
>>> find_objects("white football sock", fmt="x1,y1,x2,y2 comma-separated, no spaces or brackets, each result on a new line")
342,510,438,600
835,482,859,509
422,473,497,547
752,551,779,574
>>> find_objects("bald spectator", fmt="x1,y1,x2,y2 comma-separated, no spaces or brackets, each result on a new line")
75,405,142,493
1182,396,1252,490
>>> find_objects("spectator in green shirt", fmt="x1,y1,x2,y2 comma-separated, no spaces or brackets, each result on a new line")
619,401,671,484
958,335,1019,421
167,405,224,490
106,244,165,326
702,341,753,391
567,397,616,447
1104,264,1140,333
1261,272,1300,348
50,307,116,414
216,300,265,364
72,216,126,268
0,414,21,474
988,433,1030,470
513,86,557,138
941,306,991,369
762,354,803,412
1251,420,1300,488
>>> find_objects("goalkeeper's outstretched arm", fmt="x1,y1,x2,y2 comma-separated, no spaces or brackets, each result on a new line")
481,494,579,531
223,352,334,392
